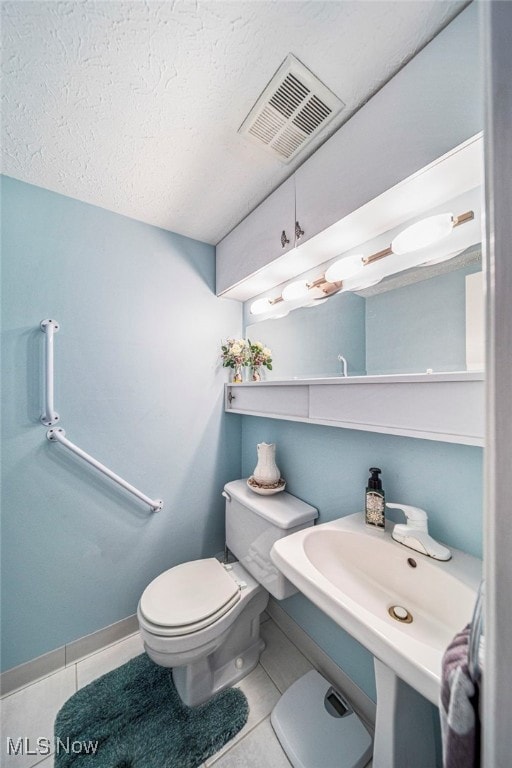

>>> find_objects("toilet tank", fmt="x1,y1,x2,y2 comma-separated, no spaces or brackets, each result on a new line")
224,479,318,600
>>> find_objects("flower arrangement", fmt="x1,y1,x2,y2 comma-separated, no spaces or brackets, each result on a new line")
248,340,272,381
220,338,273,382
220,338,249,382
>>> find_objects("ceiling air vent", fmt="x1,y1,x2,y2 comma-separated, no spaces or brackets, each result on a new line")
239,54,344,163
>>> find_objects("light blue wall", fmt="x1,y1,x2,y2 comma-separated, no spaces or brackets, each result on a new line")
0,176,242,671
247,292,366,379
366,264,482,375
241,417,483,700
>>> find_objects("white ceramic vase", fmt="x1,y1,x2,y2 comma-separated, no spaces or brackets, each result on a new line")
253,442,280,485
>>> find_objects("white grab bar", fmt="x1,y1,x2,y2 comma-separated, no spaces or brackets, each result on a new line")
40,318,60,426
47,428,163,512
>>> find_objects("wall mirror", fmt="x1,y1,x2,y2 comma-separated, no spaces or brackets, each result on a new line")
246,247,483,379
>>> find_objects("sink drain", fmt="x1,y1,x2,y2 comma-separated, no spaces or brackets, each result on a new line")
388,605,413,623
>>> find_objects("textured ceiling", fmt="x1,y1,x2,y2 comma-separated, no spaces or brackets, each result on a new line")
2,1,468,244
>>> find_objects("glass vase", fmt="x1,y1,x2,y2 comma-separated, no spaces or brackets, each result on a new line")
232,365,243,383
251,366,262,382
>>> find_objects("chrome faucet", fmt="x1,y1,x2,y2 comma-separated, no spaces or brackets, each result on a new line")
337,355,348,377
387,503,452,561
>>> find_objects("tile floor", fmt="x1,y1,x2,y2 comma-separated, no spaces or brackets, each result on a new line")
1,615,373,767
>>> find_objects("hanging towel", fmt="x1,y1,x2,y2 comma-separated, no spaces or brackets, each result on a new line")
440,624,480,768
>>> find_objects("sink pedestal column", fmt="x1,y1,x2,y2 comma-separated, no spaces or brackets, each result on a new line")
373,659,437,768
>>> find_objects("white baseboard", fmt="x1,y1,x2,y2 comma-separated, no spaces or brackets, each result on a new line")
3,598,378,731
1,614,138,697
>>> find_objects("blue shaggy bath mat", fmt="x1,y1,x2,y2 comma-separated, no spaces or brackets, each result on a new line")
54,654,249,767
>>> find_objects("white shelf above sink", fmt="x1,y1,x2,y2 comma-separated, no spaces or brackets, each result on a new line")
225,371,484,446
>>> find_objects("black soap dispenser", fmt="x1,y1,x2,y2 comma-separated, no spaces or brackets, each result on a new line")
365,468,385,530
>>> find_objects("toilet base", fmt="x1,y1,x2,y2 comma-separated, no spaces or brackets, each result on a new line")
173,635,264,707
172,587,268,707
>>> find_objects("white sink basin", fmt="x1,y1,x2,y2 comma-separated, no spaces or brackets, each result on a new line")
271,513,482,704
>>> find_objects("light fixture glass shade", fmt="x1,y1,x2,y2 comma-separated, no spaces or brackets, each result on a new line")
324,254,364,283
250,297,272,315
282,280,309,302
304,298,328,308
419,248,463,267
344,273,384,291
391,213,453,255
271,310,289,319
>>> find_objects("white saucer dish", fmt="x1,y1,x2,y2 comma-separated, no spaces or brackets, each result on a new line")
247,477,286,495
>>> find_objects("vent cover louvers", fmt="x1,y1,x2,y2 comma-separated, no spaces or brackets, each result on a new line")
239,54,344,163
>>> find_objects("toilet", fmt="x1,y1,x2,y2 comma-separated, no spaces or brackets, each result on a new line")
137,479,318,706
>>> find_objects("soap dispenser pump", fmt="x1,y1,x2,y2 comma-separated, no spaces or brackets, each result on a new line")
365,468,385,530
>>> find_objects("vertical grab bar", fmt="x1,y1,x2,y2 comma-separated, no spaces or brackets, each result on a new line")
40,318,60,426
47,428,163,512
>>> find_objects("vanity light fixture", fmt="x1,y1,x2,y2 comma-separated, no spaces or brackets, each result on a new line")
305,297,329,307
271,310,290,319
249,295,284,316
391,212,455,255
250,298,273,316
345,275,383,291
249,209,475,319
250,276,341,317
418,248,465,267
363,210,474,265
281,280,310,302
251,273,344,315
324,254,365,283
310,278,343,297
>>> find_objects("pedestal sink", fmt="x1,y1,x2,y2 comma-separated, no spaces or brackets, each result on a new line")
270,513,482,768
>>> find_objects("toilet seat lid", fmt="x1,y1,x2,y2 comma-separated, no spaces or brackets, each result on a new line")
139,558,240,628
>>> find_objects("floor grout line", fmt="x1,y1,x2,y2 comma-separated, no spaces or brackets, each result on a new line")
31,753,53,768
3,619,296,768
210,715,293,768
265,615,312,664
206,714,269,766
1,665,71,702
259,657,281,692
206,662,280,766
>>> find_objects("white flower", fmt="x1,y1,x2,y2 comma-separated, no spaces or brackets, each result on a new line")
263,347,271,357
231,344,241,355
254,341,263,349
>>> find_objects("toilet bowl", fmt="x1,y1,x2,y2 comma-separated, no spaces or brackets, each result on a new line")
137,479,318,707
138,559,268,706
